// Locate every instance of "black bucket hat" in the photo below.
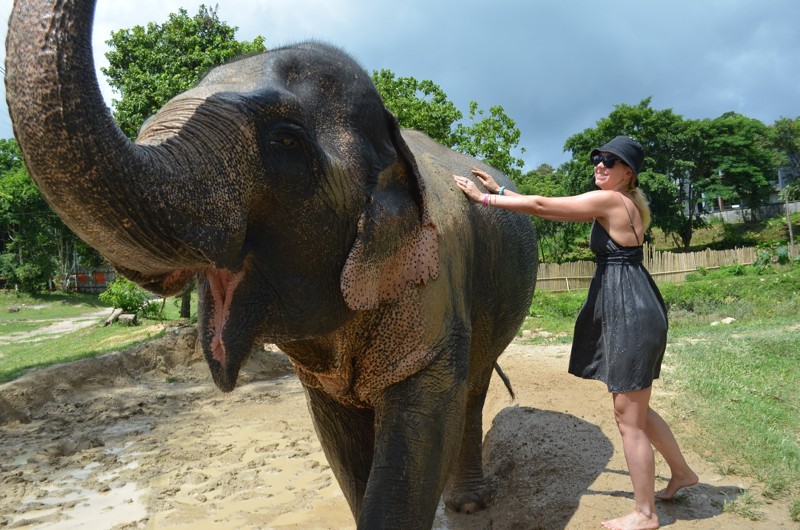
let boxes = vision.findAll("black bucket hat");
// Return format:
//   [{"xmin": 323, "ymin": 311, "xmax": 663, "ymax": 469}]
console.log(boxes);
[{"xmin": 591, "ymin": 136, "xmax": 644, "ymax": 178}]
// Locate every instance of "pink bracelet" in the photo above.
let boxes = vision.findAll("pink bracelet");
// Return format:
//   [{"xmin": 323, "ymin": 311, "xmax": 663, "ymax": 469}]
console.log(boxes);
[{"xmin": 481, "ymin": 194, "xmax": 489, "ymax": 207}]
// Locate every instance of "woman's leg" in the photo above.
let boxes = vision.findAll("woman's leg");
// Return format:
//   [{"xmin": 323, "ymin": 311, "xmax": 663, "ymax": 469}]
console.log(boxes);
[
  {"xmin": 602, "ymin": 388, "xmax": 660, "ymax": 530},
  {"xmin": 645, "ymin": 408, "xmax": 698, "ymax": 500}
]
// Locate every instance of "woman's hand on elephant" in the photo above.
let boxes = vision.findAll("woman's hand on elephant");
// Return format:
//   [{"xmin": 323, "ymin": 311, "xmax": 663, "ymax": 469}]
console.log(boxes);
[
  {"xmin": 453, "ymin": 174, "xmax": 483, "ymax": 203},
  {"xmin": 470, "ymin": 167, "xmax": 500, "ymax": 194}
]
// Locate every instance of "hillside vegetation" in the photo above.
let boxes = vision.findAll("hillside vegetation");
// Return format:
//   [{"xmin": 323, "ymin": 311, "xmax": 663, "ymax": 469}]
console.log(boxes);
[{"xmin": 650, "ymin": 211, "xmax": 800, "ymax": 252}]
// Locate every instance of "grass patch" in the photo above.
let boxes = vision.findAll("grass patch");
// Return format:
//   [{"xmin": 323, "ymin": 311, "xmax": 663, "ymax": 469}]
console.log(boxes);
[
  {"xmin": 0, "ymin": 289, "xmax": 196, "ymax": 383},
  {"xmin": 0, "ymin": 291, "xmax": 105, "ymax": 321},
  {"xmin": 665, "ymin": 328, "xmax": 799, "ymax": 501},
  {"xmin": 660, "ymin": 265, "xmax": 800, "ymax": 330},
  {"xmin": 0, "ymin": 320, "xmax": 49, "ymax": 335},
  {"xmin": 522, "ymin": 289, "xmax": 586, "ymax": 339},
  {"xmin": 0, "ymin": 322, "xmax": 166, "ymax": 382},
  {"xmin": 723, "ymin": 490, "xmax": 766, "ymax": 521}
]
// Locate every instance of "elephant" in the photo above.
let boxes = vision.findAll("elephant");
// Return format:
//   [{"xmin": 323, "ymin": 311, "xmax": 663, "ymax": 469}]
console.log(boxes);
[{"xmin": 5, "ymin": 0, "xmax": 537, "ymax": 527}]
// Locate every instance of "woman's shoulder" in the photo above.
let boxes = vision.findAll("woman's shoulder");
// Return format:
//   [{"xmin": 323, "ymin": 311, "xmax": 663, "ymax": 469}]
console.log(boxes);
[
  {"xmin": 574, "ymin": 190, "xmax": 624, "ymax": 213},
  {"xmin": 580, "ymin": 189, "xmax": 620, "ymax": 201},
  {"xmin": 572, "ymin": 189, "xmax": 615, "ymax": 203}
]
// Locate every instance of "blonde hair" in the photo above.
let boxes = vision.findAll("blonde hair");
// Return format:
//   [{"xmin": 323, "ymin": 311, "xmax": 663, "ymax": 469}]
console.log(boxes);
[
  {"xmin": 630, "ymin": 187, "xmax": 652, "ymax": 230},
  {"xmin": 623, "ymin": 166, "xmax": 651, "ymax": 230}
]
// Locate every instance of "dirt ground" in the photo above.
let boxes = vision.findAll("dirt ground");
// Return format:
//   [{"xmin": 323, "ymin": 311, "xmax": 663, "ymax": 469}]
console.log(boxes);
[{"xmin": 0, "ymin": 322, "xmax": 796, "ymax": 529}]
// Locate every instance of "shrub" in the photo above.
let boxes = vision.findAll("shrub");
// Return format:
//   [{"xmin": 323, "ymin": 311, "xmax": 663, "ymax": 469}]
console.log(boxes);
[
  {"xmin": 99, "ymin": 277, "xmax": 152, "ymax": 314},
  {"xmin": 755, "ymin": 243, "xmax": 791, "ymax": 272},
  {"xmin": 530, "ymin": 290, "xmax": 586, "ymax": 319},
  {"xmin": 140, "ymin": 299, "xmax": 165, "ymax": 320},
  {"xmin": 685, "ymin": 267, "xmax": 710, "ymax": 281},
  {"xmin": 721, "ymin": 263, "xmax": 747, "ymax": 276}
]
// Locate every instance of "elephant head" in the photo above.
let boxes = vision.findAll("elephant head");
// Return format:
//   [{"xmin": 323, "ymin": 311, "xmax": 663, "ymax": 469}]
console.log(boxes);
[{"xmin": 5, "ymin": 0, "xmax": 439, "ymax": 392}]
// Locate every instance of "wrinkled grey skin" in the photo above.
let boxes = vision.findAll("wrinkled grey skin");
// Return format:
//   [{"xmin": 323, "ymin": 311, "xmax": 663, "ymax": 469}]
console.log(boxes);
[{"xmin": 5, "ymin": 0, "xmax": 537, "ymax": 527}]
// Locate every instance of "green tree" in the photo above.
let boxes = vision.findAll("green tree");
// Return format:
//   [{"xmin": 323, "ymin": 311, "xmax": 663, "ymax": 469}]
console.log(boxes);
[
  {"xmin": 707, "ymin": 112, "xmax": 776, "ymax": 219},
  {"xmin": 452, "ymin": 102, "xmax": 526, "ymax": 180},
  {"xmin": 0, "ymin": 141, "xmax": 59, "ymax": 292},
  {"xmin": 372, "ymin": 71, "xmax": 525, "ymax": 179},
  {"xmin": 371, "ymin": 69, "xmax": 462, "ymax": 146},
  {"xmin": 102, "ymin": 4, "xmax": 266, "ymax": 138},
  {"xmin": 0, "ymin": 140, "xmax": 104, "ymax": 293},
  {"xmin": 772, "ymin": 116, "xmax": 800, "ymax": 184},
  {"xmin": 666, "ymin": 118, "xmax": 716, "ymax": 249},
  {"xmin": 517, "ymin": 163, "xmax": 589, "ymax": 263},
  {"xmin": 0, "ymin": 138, "xmax": 23, "ymax": 173},
  {"xmin": 564, "ymin": 99, "xmax": 706, "ymax": 249}
]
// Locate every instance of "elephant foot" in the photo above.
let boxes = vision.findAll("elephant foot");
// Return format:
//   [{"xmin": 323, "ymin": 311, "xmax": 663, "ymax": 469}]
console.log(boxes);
[{"xmin": 444, "ymin": 489, "xmax": 490, "ymax": 514}]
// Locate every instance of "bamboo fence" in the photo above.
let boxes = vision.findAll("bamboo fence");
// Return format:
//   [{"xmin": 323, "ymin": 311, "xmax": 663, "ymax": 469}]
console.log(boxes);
[{"xmin": 536, "ymin": 244, "xmax": 757, "ymax": 292}]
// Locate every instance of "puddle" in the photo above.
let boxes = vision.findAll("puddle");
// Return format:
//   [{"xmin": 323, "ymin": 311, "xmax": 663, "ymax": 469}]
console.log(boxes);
[
  {"xmin": 11, "ymin": 481, "xmax": 146, "ymax": 529},
  {"xmin": 4, "ymin": 425, "xmax": 150, "ymax": 529},
  {"xmin": 7, "ymin": 452, "xmax": 148, "ymax": 529}
]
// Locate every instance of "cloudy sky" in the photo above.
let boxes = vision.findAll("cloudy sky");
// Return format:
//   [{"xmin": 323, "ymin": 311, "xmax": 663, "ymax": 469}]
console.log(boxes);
[{"xmin": 1, "ymin": 0, "xmax": 798, "ymax": 170}]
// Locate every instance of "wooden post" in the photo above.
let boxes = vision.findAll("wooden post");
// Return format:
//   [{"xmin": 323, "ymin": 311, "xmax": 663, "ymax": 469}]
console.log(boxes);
[{"xmin": 786, "ymin": 191, "xmax": 795, "ymax": 257}]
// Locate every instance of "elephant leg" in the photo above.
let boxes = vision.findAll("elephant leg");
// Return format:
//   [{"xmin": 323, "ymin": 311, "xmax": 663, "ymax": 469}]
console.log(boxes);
[
  {"xmin": 443, "ymin": 367, "xmax": 493, "ymax": 513},
  {"xmin": 358, "ymin": 343, "xmax": 469, "ymax": 530},
  {"xmin": 304, "ymin": 386, "xmax": 375, "ymax": 519}
]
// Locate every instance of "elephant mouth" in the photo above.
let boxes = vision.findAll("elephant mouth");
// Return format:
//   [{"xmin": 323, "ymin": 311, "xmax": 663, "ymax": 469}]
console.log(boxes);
[
  {"xmin": 203, "ymin": 267, "xmax": 248, "ymax": 392},
  {"xmin": 115, "ymin": 265, "xmax": 249, "ymax": 393}
]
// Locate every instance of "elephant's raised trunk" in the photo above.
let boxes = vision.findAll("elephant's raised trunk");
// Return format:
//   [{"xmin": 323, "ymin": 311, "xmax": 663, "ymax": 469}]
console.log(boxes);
[{"xmin": 5, "ymin": 0, "xmax": 237, "ymax": 290}]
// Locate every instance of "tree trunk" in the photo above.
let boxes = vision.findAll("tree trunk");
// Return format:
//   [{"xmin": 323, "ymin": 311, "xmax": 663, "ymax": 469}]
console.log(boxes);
[
  {"xmin": 180, "ymin": 284, "xmax": 193, "ymax": 319},
  {"xmin": 104, "ymin": 308, "xmax": 124, "ymax": 326}
]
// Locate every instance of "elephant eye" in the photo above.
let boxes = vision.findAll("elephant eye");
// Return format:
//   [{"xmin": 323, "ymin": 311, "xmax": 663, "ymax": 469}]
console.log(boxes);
[
  {"xmin": 264, "ymin": 123, "xmax": 304, "ymax": 151},
  {"xmin": 270, "ymin": 136, "xmax": 297, "ymax": 149}
]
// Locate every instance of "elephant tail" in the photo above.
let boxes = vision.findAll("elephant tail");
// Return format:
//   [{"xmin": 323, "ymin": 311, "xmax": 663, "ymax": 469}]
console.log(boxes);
[{"xmin": 493, "ymin": 362, "xmax": 515, "ymax": 400}]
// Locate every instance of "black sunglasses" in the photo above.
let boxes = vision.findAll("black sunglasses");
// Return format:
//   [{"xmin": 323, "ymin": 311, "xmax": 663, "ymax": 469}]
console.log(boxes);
[{"xmin": 591, "ymin": 154, "xmax": 628, "ymax": 169}]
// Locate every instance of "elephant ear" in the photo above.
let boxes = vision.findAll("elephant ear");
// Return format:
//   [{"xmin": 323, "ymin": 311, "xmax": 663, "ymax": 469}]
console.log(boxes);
[{"xmin": 341, "ymin": 112, "xmax": 440, "ymax": 311}]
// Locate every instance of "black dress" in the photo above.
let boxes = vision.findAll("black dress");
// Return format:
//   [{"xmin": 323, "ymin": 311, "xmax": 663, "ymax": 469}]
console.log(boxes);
[{"xmin": 569, "ymin": 221, "xmax": 668, "ymax": 392}]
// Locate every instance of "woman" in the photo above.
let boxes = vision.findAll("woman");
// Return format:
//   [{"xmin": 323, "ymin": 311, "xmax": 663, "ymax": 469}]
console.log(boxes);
[{"xmin": 454, "ymin": 136, "xmax": 698, "ymax": 530}]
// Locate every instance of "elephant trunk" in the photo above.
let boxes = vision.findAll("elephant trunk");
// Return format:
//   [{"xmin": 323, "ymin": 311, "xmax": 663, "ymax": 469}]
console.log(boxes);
[{"xmin": 5, "ymin": 0, "xmax": 231, "ymax": 290}]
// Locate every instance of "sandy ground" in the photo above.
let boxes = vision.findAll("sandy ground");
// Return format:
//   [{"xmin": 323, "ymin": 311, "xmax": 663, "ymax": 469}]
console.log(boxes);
[{"xmin": 0, "ymin": 323, "xmax": 796, "ymax": 529}]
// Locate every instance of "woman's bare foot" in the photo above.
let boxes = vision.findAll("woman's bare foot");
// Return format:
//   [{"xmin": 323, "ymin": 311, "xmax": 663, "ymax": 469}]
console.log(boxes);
[
  {"xmin": 601, "ymin": 509, "xmax": 659, "ymax": 530},
  {"xmin": 655, "ymin": 470, "xmax": 699, "ymax": 501}
]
